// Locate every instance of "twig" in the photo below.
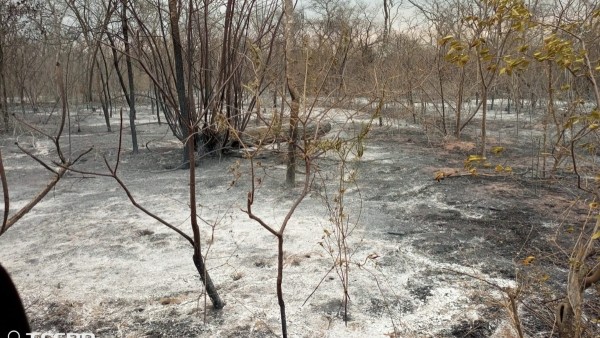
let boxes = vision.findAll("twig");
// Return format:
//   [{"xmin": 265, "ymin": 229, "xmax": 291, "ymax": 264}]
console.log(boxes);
[
  {"xmin": 15, "ymin": 143, "xmax": 58, "ymax": 174},
  {"xmin": 302, "ymin": 265, "xmax": 336, "ymax": 307},
  {"xmin": 0, "ymin": 166, "xmax": 68, "ymax": 236}
]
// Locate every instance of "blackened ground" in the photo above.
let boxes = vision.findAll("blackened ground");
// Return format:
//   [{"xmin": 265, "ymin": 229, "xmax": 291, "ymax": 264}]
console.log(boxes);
[{"xmin": 1, "ymin": 107, "xmax": 598, "ymax": 337}]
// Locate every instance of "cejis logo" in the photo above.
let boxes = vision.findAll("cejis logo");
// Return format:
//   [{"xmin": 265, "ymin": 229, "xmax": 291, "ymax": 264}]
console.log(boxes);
[{"xmin": 7, "ymin": 332, "xmax": 95, "ymax": 338}]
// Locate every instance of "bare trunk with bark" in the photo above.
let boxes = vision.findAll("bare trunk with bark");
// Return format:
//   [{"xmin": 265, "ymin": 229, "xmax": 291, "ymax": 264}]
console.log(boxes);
[
  {"xmin": 122, "ymin": 0, "xmax": 138, "ymax": 154},
  {"xmin": 0, "ymin": 42, "xmax": 8, "ymax": 130},
  {"xmin": 284, "ymin": 0, "xmax": 300, "ymax": 188},
  {"xmin": 169, "ymin": 0, "xmax": 190, "ymax": 167}
]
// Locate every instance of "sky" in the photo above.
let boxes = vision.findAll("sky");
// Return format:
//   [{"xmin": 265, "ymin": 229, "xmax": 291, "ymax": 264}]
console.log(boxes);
[{"xmin": 295, "ymin": 0, "xmax": 423, "ymax": 33}]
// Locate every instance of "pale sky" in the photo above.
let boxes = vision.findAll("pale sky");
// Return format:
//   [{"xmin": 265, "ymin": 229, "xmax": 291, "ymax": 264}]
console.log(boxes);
[{"xmin": 296, "ymin": 0, "xmax": 422, "ymax": 31}]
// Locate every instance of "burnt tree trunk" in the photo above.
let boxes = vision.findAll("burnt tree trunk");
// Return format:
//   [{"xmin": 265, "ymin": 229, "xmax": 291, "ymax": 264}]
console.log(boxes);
[
  {"xmin": 0, "ymin": 42, "xmax": 8, "ymax": 130},
  {"xmin": 169, "ymin": 0, "xmax": 190, "ymax": 167},
  {"xmin": 284, "ymin": 0, "xmax": 300, "ymax": 188},
  {"xmin": 122, "ymin": 0, "xmax": 138, "ymax": 153}
]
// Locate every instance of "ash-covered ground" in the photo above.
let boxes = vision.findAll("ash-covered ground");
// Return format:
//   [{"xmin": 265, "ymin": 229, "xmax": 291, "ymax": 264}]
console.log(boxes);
[{"xmin": 0, "ymin": 105, "xmax": 595, "ymax": 337}]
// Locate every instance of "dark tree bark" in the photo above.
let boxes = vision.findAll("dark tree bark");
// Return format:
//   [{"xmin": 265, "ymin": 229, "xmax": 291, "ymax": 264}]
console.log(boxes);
[
  {"xmin": 98, "ymin": 46, "xmax": 114, "ymax": 118},
  {"xmin": 107, "ymin": 33, "xmax": 137, "ymax": 148},
  {"xmin": 154, "ymin": 85, "xmax": 162, "ymax": 125},
  {"xmin": 0, "ymin": 42, "xmax": 8, "ymax": 130},
  {"xmin": 168, "ymin": 0, "xmax": 223, "ymax": 310},
  {"xmin": 188, "ymin": 135, "xmax": 224, "ymax": 309},
  {"xmin": 95, "ymin": 51, "xmax": 111, "ymax": 132},
  {"xmin": 122, "ymin": 0, "xmax": 138, "ymax": 153},
  {"xmin": 168, "ymin": 0, "xmax": 190, "ymax": 166},
  {"xmin": 284, "ymin": 0, "xmax": 300, "ymax": 188}
]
